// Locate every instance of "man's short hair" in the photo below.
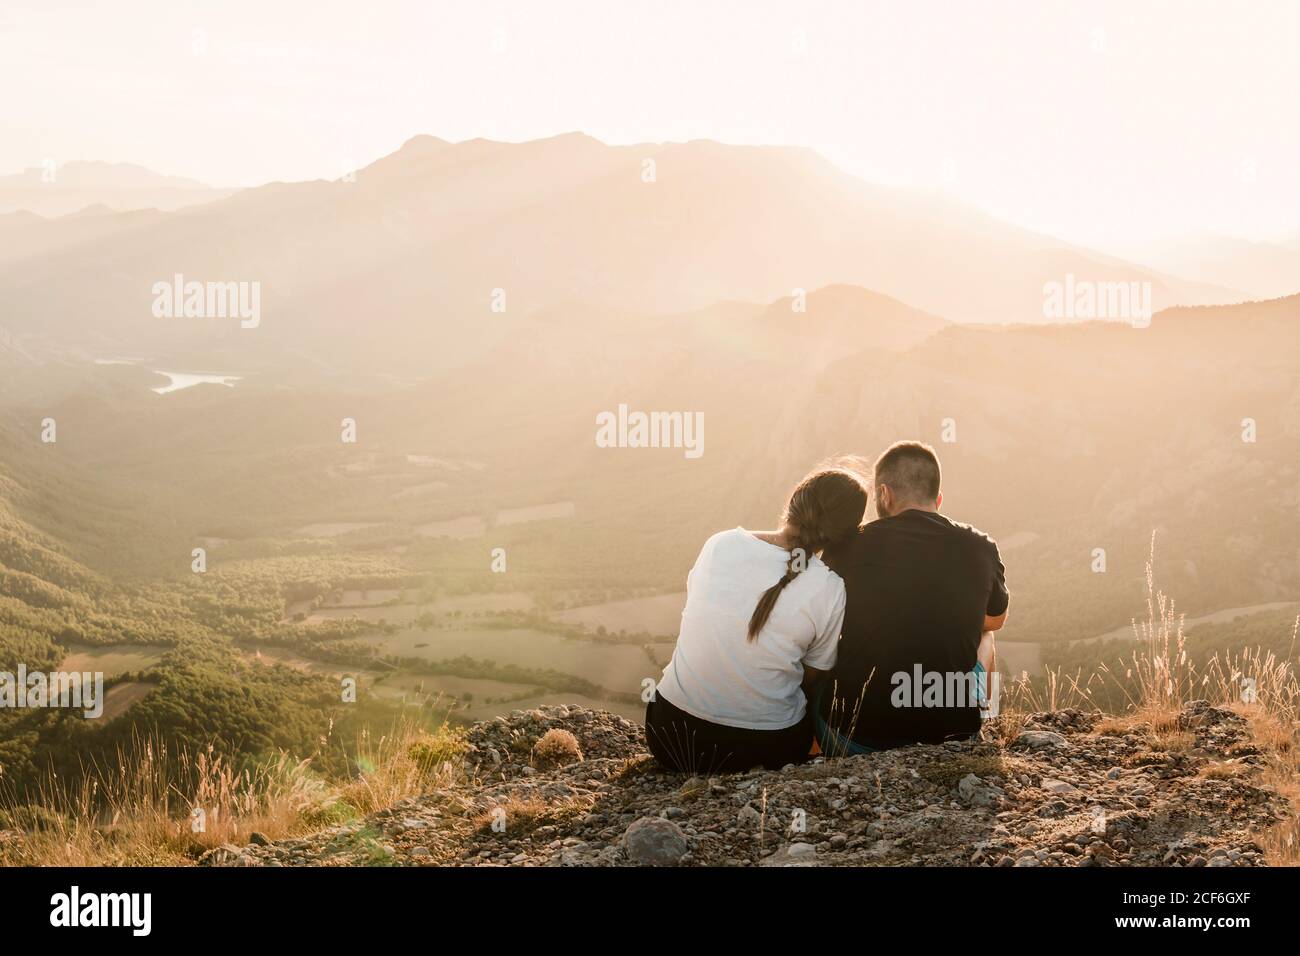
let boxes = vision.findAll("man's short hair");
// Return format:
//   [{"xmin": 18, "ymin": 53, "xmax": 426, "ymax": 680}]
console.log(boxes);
[{"xmin": 874, "ymin": 441, "xmax": 941, "ymax": 503}]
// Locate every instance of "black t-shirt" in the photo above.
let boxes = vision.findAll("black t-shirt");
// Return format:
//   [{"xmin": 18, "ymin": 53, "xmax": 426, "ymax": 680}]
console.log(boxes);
[{"xmin": 819, "ymin": 509, "xmax": 1009, "ymax": 747}]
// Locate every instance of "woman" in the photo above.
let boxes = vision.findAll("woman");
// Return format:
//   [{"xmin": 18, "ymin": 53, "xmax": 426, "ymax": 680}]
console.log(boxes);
[{"xmin": 645, "ymin": 467, "xmax": 868, "ymax": 773}]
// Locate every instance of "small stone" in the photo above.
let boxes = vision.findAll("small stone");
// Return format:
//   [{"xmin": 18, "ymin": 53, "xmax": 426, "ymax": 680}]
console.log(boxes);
[
  {"xmin": 957, "ymin": 773, "xmax": 996, "ymax": 806},
  {"xmin": 1015, "ymin": 730, "xmax": 1069, "ymax": 750},
  {"xmin": 1041, "ymin": 778, "xmax": 1079, "ymax": 795},
  {"xmin": 623, "ymin": 817, "xmax": 689, "ymax": 866}
]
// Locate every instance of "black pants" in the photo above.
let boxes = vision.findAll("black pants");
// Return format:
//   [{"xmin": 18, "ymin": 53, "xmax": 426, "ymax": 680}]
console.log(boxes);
[{"xmin": 644, "ymin": 692, "xmax": 813, "ymax": 774}]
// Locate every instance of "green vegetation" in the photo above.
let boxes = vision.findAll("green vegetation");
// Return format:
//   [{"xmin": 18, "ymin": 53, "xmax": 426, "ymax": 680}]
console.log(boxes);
[{"xmin": 2, "ymin": 293, "xmax": 1298, "ymax": 861}]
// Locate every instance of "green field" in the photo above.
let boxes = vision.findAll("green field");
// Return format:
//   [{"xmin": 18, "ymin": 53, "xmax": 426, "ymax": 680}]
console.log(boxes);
[
  {"xmin": 553, "ymin": 592, "xmax": 686, "ymax": 637},
  {"xmin": 60, "ymin": 644, "xmax": 170, "ymax": 677},
  {"xmin": 352, "ymin": 627, "xmax": 654, "ymax": 699}
]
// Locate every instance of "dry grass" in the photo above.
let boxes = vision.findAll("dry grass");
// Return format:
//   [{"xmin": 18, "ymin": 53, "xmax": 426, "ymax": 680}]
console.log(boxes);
[
  {"xmin": 0, "ymin": 739, "xmax": 326, "ymax": 866},
  {"xmin": 988, "ymin": 668, "xmax": 1093, "ymax": 745},
  {"xmin": 1145, "ymin": 730, "xmax": 1196, "ymax": 753},
  {"xmin": 0, "ymin": 718, "xmax": 466, "ymax": 866},
  {"xmin": 1092, "ymin": 714, "xmax": 1143, "ymax": 736},
  {"xmin": 1198, "ymin": 761, "xmax": 1250, "ymax": 780},
  {"xmin": 530, "ymin": 728, "xmax": 582, "ymax": 770},
  {"xmin": 4, "ymin": 531, "xmax": 1297, "ymax": 867},
  {"xmin": 333, "ymin": 719, "xmax": 466, "ymax": 817},
  {"xmin": 992, "ymin": 533, "xmax": 1300, "ymax": 865},
  {"xmin": 1262, "ymin": 769, "xmax": 1300, "ymax": 865},
  {"xmin": 472, "ymin": 793, "xmax": 595, "ymax": 836},
  {"xmin": 611, "ymin": 754, "xmax": 658, "ymax": 781}
]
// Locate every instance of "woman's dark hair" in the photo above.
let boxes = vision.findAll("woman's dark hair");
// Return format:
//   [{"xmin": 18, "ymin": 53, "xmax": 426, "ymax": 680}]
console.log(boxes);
[{"xmin": 746, "ymin": 467, "xmax": 868, "ymax": 641}]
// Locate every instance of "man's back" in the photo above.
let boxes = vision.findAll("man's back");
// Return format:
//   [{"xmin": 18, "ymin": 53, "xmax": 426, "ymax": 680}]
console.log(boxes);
[{"xmin": 819, "ymin": 509, "xmax": 1008, "ymax": 747}]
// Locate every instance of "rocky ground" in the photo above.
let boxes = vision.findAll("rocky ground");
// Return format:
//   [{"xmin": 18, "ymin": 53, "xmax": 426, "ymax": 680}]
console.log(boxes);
[{"xmin": 203, "ymin": 700, "xmax": 1289, "ymax": 867}]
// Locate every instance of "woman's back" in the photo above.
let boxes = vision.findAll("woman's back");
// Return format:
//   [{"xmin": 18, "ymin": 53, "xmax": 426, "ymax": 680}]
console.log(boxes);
[{"xmin": 656, "ymin": 528, "xmax": 845, "ymax": 730}]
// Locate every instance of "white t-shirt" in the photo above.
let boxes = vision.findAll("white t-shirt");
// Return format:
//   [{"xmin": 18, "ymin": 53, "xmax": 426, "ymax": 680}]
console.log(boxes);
[{"xmin": 656, "ymin": 528, "xmax": 846, "ymax": 730}]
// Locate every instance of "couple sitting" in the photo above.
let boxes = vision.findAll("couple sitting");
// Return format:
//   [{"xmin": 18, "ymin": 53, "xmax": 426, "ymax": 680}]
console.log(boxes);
[{"xmin": 645, "ymin": 441, "xmax": 1009, "ymax": 772}]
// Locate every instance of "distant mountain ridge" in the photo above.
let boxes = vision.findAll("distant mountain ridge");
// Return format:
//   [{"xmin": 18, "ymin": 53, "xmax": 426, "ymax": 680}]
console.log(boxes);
[
  {"xmin": 1101, "ymin": 234, "xmax": 1300, "ymax": 301},
  {"xmin": 0, "ymin": 133, "xmax": 1243, "ymax": 374},
  {"xmin": 0, "ymin": 160, "xmax": 235, "ymax": 218}
]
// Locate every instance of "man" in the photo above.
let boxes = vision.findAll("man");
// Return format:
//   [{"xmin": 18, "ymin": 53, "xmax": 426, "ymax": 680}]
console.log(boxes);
[{"xmin": 816, "ymin": 441, "xmax": 1009, "ymax": 752}]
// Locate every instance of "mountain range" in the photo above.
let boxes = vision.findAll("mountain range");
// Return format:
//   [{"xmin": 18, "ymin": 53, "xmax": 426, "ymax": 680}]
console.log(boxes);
[
  {"xmin": 0, "ymin": 134, "xmax": 1265, "ymax": 377},
  {"xmin": 0, "ymin": 160, "xmax": 234, "ymax": 218},
  {"xmin": 0, "ymin": 134, "xmax": 1297, "ymax": 646}
]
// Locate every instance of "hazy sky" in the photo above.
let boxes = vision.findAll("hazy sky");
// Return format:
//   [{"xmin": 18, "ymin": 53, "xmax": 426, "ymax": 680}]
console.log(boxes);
[{"xmin": 3, "ymin": 0, "xmax": 1297, "ymax": 243}]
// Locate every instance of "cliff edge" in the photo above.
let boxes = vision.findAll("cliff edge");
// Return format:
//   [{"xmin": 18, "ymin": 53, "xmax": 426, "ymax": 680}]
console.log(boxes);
[{"xmin": 203, "ymin": 700, "xmax": 1287, "ymax": 867}]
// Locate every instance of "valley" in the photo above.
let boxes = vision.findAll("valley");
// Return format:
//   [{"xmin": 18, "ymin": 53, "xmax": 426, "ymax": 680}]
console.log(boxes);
[{"xmin": 0, "ymin": 135, "xmax": 1296, "ymax": 814}]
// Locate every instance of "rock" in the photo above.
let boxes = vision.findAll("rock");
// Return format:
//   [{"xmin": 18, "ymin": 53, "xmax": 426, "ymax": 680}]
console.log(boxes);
[
  {"xmin": 198, "ymin": 844, "xmax": 251, "ymax": 866},
  {"xmin": 191, "ymin": 700, "xmax": 1288, "ymax": 870},
  {"xmin": 761, "ymin": 841, "xmax": 820, "ymax": 867},
  {"xmin": 957, "ymin": 773, "xmax": 995, "ymax": 806},
  {"xmin": 623, "ymin": 817, "xmax": 689, "ymax": 866},
  {"xmin": 248, "ymin": 831, "xmax": 271, "ymax": 846},
  {"xmin": 1015, "ymin": 730, "xmax": 1069, "ymax": 750},
  {"xmin": 1041, "ymin": 778, "xmax": 1079, "ymax": 795}
]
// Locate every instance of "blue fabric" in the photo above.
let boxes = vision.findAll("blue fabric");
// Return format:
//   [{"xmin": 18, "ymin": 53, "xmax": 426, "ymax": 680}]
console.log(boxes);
[{"xmin": 972, "ymin": 660, "xmax": 988, "ymax": 708}]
